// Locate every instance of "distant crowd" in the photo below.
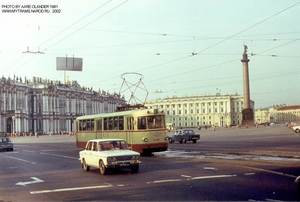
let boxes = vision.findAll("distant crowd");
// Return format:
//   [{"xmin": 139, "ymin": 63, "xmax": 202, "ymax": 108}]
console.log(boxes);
[{"xmin": 6, "ymin": 131, "xmax": 76, "ymax": 137}]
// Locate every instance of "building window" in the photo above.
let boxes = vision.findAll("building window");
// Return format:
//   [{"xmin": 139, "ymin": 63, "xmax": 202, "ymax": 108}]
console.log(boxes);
[
  {"xmin": 178, "ymin": 104, "xmax": 181, "ymax": 108},
  {"xmin": 220, "ymin": 102, "xmax": 223, "ymax": 105},
  {"xmin": 184, "ymin": 104, "xmax": 187, "ymax": 107},
  {"xmin": 173, "ymin": 110, "xmax": 175, "ymax": 115},
  {"xmin": 172, "ymin": 104, "xmax": 175, "ymax": 108},
  {"xmin": 191, "ymin": 109, "xmax": 193, "ymax": 114},
  {"xmin": 209, "ymin": 116, "xmax": 211, "ymax": 119},
  {"xmin": 221, "ymin": 108, "xmax": 224, "ymax": 113},
  {"xmin": 196, "ymin": 103, "xmax": 199, "ymax": 107},
  {"xmin": 214, "ymin": 108, "xmax": 218, "ymax": 113},
  {"xmin": 202, "ymin": 109, "xmax": 205, "ymax": 113},
  {"xmin": 178, "ymin": 110, "xmax": 181, "ymax": 114},
  {"xmin": 214, "ymin": 102, "xmax": 217, "ymax": 106},
  {"xmin": 166, "ymin": 105, "xmax": 169, "ymax": 108},
  {"xmin": 208, "ymin": 102, "xmax": 211, "ymax": 106},
  {"xmin": 160, "ymin": 105, "xmax": 164, "ymax": 108},
  {"xmin": 208, "ymin": 109, "xmax": 211, "ymax": 113},
  {"xmin": 189, "ymin": 103, "xmax": 193, "ymax": 107},
  {"xmin": 185, "ymin": 110, "xmax": 187, "ymax": 114}
]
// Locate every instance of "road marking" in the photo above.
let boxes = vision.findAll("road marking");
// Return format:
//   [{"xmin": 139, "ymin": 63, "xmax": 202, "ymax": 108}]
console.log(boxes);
[
  {"xmin": 244, "ymin": 172, "xmax": 256, "ymax": 176},
  {"xmin": 40, "ymin": 152, "xmax": 78, "ymax": 160},
  {"xmin": 23, "ymin": 150, "xmax": 35, "ymax": 153},
  {"xmin": 147, "ymin": 179, "xmax": 182, "ymax": 184},
  {"xmin": 117, "ymin": 184, "xmax": 125, "ymax": 187},
  {"xmin": 16, "ymin": 177, "xmax": 44, "ymax": 186},
  {"xmin": 203, "ymin": 167, "xmax": 217, "ymax": 170},
  {"xmin": 266, "ymin": 199, "xmax": 283, "ymax": 202},
  {"xmin": 191, "ymin": 174, "xmax": 237, "ymax": 180},
  {"xmin": 30, "ymin": 184, "xmax": 113, "ymax": 194},
  {"xmin": 3, "ymin": 156, "xmax": 36, "ymax": 165},
  {"xmin": 181, "ymin": 175, "xmax": 191, "ymax": 178},
  {"xmin": 241, "ymin": 166, "xmax": 297, "ymax": 178}
]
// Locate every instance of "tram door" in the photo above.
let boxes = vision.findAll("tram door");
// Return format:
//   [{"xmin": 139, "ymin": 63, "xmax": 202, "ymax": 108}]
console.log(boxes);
[
  {"xmin": 6, "ymin": 117, "xmax": 12, "ymax": 133},
  {"xmin": 126, "ymin": 117, "xmax": 134, "ymax": 149}
]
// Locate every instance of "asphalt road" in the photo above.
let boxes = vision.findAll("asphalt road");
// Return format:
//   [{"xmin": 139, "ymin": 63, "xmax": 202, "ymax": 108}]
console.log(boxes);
[{"xmin": 0, "ymin": 126, "xmax": 299, "ymax": 201}]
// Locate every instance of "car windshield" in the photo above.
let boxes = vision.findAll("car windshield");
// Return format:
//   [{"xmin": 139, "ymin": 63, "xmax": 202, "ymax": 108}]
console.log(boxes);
[{"xmin": 99, "ymin": 141, "xmax": 128, "ymax": 151}]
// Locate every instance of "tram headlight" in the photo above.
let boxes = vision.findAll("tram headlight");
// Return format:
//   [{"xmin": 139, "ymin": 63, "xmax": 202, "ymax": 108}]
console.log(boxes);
[{"xmin": 143, "ymin": 137, "xmax": 149, "ymax": 142}]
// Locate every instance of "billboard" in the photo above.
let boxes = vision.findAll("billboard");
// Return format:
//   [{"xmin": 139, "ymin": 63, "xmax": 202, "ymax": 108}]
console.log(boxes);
[{"xmin": 56, "ymin": 57, "xmax": 83, "ymax": 71}]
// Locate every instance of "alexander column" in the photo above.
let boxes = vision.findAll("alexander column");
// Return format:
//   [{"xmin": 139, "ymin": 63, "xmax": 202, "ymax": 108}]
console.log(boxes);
[{"xmin": 241, "ymin": 45, "xmax": 254, "ymax": 126}]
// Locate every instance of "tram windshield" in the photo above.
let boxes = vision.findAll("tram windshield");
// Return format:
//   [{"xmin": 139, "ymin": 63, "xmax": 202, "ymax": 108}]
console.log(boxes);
[{"xmin": 138, "ymin": 115, "xmax": 165, "ymax": 129}]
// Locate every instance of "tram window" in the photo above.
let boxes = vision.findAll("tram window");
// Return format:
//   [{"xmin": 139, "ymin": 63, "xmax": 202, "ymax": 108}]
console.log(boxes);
[
  {"xmin": 86, "ymin": 119, "xmax": 94, "ymax": 131},
  {"xmin": 126, "ymin": 117, "xmax": 134, "ymax": 130},
  {"xmin": 138, "ymin": 117, "xmax": 147, "ymax": 129},
  {"xmin": 113, "ymin": 117, "xmax": 119, "ymax": 130},
  {"xmin": 108, "ymin": 117, "xmax": 113, "ymax": 130},
  {"xmin": 90, "ymin": 120, "xmax": 94, "ymax": 131},
  {"xmin": 104, "ymin": 118, "xmax": 108, "ymax": 130},
  {"xmin": 80, "ymin": 120, "xmax": 87, "ymax": 131},
  {"xmin": 96, "ymin": 119, "xmax": 102, "ymax": 131},
  {"xmin": 119, "ymin": 116, "xmax": 124, "ymax": 130},
  {"xmin": 147, "ymin": 115, "xmax": 165, "ymax": 129}
]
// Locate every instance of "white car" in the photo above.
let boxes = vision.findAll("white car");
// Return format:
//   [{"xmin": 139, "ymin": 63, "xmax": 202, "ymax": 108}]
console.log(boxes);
[
  {"xmin": 292, "ymin": 125, "xmax": 300, "ymax": 133},
  {"xmin": 79, "ymin": 139, "xmax": 141, "ymax": 175}
]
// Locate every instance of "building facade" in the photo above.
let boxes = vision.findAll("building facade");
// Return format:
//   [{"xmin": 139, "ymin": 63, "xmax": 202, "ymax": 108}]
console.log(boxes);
[
  {"xmin": 0, "ymin": 76, "xmax": 125, "ymax": 135},
  {"xmin": 255, "ymin": 105, "xmax": 300, "ymax": 124},
  {"xmin": 145, "ymin": 94, "xmax": 254, "ymax": 129}
]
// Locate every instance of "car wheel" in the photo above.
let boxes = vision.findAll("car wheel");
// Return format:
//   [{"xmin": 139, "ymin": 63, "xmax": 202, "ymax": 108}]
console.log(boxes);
[
  {"xmin": 192, "ymin": 139, "xmax": 197, "ymax": 144},
  {"xmin": 131, "ymin": 164, "xmax": 139, "ymax": 173},
  {"xmin": 82, "ymin": 159, "xmax": 89, "ymax": 171},
  {"xmin": 99, "ymin": 160, "xmax": 107, "ymax": 175},
  {"xmin": 295, "ymin": 129, "xmax": 300, "ymax": 133}
]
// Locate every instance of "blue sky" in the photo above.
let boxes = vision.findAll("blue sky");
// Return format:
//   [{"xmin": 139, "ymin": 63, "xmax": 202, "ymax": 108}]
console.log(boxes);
[{"xmin": 0, "ymin": 0, "xmax": 299, "ymax": 108}]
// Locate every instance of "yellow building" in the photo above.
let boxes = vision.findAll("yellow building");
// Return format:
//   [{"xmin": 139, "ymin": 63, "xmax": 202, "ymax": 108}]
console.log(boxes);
[
  {"xmin": 145, "ymin": 94, "xmax": 254, "ymax": 128},
  {"xmin": 255, "ymin": 105, "xmax": 300, "ymax": 124}
]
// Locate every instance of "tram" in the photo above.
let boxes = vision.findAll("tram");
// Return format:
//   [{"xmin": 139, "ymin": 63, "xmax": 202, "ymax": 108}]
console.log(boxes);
[{"xmin": 75, "ymin": 108, "xmax": 168, "ymax": 154}]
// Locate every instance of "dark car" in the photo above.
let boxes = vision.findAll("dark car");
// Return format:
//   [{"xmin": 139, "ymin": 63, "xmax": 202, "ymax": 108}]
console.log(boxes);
[
  {"xmin": 0, "ymin": 137, "xmax": 14, "ymax": 152},
  {"xmin": 167, "ymin": 129, "xmax": 200, "ymax": 144}
]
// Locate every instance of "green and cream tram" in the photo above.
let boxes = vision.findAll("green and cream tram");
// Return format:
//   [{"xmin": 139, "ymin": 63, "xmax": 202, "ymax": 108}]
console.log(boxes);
[{"xmin": 75, "ymin": 108, "xmax": 168, "ymax": 154}]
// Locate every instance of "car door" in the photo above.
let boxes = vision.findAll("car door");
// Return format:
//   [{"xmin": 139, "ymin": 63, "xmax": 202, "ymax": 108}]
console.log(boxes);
[
  {"xmin": 83, "ymin": 141, "xmax": 91, "ymax": 165},
  {"xmin": 90, "ymin": 141, "xmax": 99, "ymax": 167}
]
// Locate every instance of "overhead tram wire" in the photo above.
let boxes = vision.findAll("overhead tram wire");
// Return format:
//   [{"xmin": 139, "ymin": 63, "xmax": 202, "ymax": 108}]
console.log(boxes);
[
  {"xmin": 139, "ymin": 2, "xmax": 300, "ymax": 86},
  {"xmin": 43, "ymin": 0, "xmax": 128, "ymax": 51},
  {"xmin": 153, "ymin": 70, "xmax": 300, "ymax": 94},
  {"xmin": 47, "ymin": 2, "xmax": 299, "ymax": 87},
  {"xmin": 194, "ymin": 1, "xmax": 300, "ymax": 56},
  {"xmin": 253, "ymin": 38, "xmax": 300, "ymax": 55},
  {"xmin": 4, "ymin": 0, "xmax": 114, "ymax": 75},
  {"xmin": 6, "ymin": 0, "xmax": 127, "ymax": 81},
  {"xmin": 38, "ymin": 0, "xmax": 113, "ymax": 48},
  {"xmin": 71, "ymin": 1, "xmax": 300, "ymax": 91}
]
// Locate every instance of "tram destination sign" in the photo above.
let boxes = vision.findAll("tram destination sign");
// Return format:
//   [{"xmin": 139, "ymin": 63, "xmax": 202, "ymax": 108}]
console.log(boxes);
[{"xmin": 56, "ymin": 57, "xmax": 83, "ymax": 71}]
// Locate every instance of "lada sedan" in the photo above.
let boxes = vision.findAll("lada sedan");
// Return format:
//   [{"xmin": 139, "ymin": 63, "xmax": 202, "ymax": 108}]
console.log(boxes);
[
  {"xmin": 0, "ymin": 137, "xmax": 13, "ymax": 152},
  {"xmin": 79, "ymin": 139, "xmax": 141, "ymax": 175}
]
